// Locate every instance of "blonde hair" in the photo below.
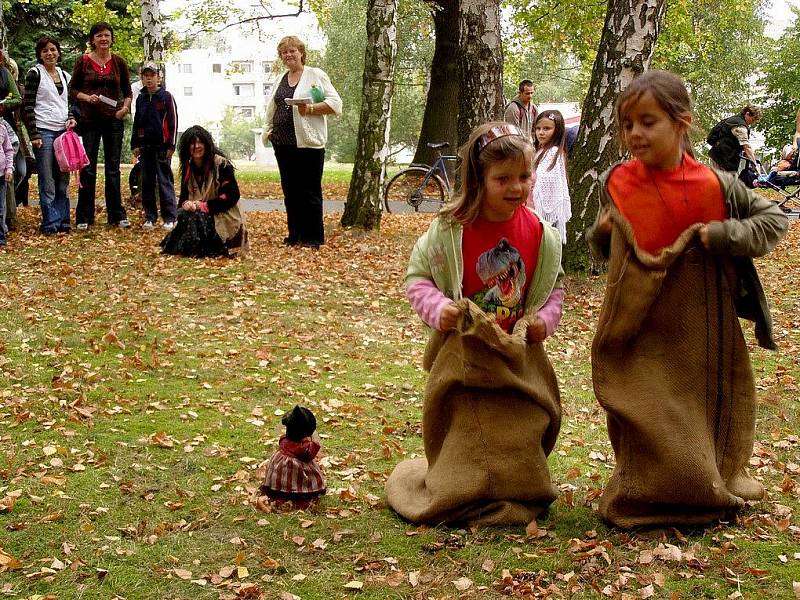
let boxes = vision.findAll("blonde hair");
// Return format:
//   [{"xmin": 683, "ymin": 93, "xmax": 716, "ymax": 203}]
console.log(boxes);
[
  {"xmin": 439, "ymin": 121, "xmax": 533, "ymax": 225},
  {"xmin": 277, "ymin": 36, "xmax": 306, "ymax": 65},
  {"xmin": 614, "ymin": 70, "xmax": 695, "ymax": 158}
]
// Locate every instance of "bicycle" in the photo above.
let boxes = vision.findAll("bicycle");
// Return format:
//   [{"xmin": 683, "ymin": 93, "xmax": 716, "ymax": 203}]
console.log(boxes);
[{"xmin": 383, "ymin": 142, "xmax": 458, "ymax": 213}]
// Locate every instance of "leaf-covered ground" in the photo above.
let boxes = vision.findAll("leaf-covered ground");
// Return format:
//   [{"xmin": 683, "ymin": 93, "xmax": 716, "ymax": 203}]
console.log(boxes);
[{"xmin": 0, "ymin": 206, "xmax": 798, "ymax": 600}]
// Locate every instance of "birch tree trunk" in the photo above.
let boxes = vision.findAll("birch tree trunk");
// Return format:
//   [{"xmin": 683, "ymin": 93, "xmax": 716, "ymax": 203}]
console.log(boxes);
[
  {"xmin": 0, "ymin": 2, "xmax": 6, "ymax": 51},
  {"xmin": 141, "ymin": 0, "xmax": 166, "ymax": 73},
  {"xmin": 412, "ymin": 0, "xmax": 459, "ymax": 166},
  {"xmin": 340, "ymin": 0, "xmax": 398, "ymax": 230},
  {"xmin": 457, "ymin": 0, "xmax": 504, "ymax": 146},
  {"xmin": 563, "ymin": 0, "xmax": 666, "ymax": 271}
]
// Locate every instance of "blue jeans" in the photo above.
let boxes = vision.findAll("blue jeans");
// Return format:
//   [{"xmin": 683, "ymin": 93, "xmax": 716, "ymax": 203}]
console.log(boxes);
[
  {"xmin": 77, "ymin": 118, "xmax": 126, "ymax": 225},
  {"xmin": 34, "ymin": 129, "xmax": 71, "ymax": 233},
  {"xmin": 139, "ymin": 147, "xmax": 177, "ymax": 223},
  {"xmin": 0, "ymin": 181, "xmax": 7, "ymax": 243}
]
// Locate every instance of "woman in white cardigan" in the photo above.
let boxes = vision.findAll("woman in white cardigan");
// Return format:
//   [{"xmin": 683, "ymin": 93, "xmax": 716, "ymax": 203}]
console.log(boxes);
[{"xmin": 263, "ymin": 36, "xmax": 342, "ymax": 249}]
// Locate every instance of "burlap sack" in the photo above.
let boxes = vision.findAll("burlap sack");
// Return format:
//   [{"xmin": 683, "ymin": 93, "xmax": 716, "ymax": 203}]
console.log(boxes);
[
  {"xmin": 385, "ymin": 300, "xmax": 562, "ymax": 527},
  {"xmin": 592, "ymin": 210, "xmax": 764, "ymax": 528}
]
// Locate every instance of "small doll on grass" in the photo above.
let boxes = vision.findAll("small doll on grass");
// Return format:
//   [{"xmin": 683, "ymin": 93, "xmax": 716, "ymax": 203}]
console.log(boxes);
[{"xmin": 257, "ymin": 405, "xmax": 326, "ymax": 510}]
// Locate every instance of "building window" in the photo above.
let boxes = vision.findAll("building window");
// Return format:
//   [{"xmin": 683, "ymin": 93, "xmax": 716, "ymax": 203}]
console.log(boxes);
[
  {"xmin": 235, "ymin": 106, "xmax": 255, "ymax": 118},
  {"xmin": 262, "ymin": 61, "xmax": 273, "ymax": 73},
  {"xmin": 212, "ymin": 63, "xmax": 222, "ymax": 73},
  {"xmin": 233, "ymin": 83, "xmax": 255, "ymax": 97},
  {"xmin": 184, "ymin": 87, "xmax": 193, "ymax": 96},
  {"xmin": 178, "ymin": 63, "xmax": 192, "ymax": 74},
  {"xmin": 230, "ymin": 61, "xmax": 253, "ymax": 74},
  {"xmin": 263, "ymin": 83, "xmax": 273, "ymax": 97}
]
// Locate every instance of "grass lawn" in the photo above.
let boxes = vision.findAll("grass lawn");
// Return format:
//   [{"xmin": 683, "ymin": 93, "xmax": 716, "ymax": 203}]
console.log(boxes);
[{"xmin": 0, "ymin": 207, "xmax": 798, "ymax": 600}]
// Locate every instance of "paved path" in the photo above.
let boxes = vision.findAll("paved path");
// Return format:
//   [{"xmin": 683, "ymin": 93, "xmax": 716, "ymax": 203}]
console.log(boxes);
[
  {"xmin": 43, "ymin": 198, "xmax": 431, "ymax": 215},
  {"xmin": 33, "ymin": 198, "xmax": 800, "ymax": 220},
  {"xmin": 240, "ymin": 198, "xmax": 430, "ymax": 215}
]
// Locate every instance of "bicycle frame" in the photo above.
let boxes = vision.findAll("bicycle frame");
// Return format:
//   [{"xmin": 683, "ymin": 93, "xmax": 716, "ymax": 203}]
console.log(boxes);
[{"xmin": 429, "ymin": 152, "xmax": 458, "ymax": 195}]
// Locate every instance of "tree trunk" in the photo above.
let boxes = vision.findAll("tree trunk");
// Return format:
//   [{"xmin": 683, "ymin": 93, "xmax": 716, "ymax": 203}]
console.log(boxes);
[
  {"xmin": 563, "ymin": 0, "xmax": 666, "ymax": 271},
  {"xmin": 457, "ymin": 0, "xmax": 504, "ymax": 147},
  {"xmin": 141, "ymin": 0, "xmax": 166, "ymax": 77},
  {"xmin": 0, "ymin": 2, "xmax": 6, "ymax": 51},
  {"xmin": 412, "ymin": 0, "xmax": 459, "ymax": 166},
  {"xmin": 340, "ymin": 0, "xmax": 398, "ymax": 230}
]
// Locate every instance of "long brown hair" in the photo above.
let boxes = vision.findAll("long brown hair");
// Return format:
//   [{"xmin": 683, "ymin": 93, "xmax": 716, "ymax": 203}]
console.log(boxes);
[
  {"xmin": 439, "ymin": 121, "xmax": 533, "ymax": 225},
  {"xmin": 532, "ymin": 110, "xmax": 567, "ymax": 171},
  {"xmin": 614, "ymin": 70, "xmax": 695, "ymax": 158}
]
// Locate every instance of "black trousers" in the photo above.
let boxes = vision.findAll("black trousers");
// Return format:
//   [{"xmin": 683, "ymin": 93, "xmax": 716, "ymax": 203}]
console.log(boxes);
[
  {"xmin": 273, "ymin": 144, "xmax": 325, "ymax": 245},
  {"xmin": 139, "ymin": 147, "xmax": 177, "ymax": 223},
  {"xmin": 77, "ymin": 118, "xmax": 127, "ymax": 225}
]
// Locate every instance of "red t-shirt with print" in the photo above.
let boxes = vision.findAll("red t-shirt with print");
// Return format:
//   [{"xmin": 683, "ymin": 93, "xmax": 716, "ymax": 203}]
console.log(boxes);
[{"xmin": 462, "ymin": 207, "xmax": 542, "ymax": 332}]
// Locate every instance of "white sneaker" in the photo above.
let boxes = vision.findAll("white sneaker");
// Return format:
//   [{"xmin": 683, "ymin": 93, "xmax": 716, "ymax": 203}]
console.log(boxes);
[
  {"xmin": 143, "ymin": 221, "xmax": 155, "ymax": 230},
  {"xmin": 76, "ymin": 223, "xmax": 89, "ymax": 231},
  {"xmin": 162, "ymin": 221, "xmax": 176, "ymax": 231},
  {"xmin": 117, "ymin": 219, "xmax": 131, "ymax": 229}
]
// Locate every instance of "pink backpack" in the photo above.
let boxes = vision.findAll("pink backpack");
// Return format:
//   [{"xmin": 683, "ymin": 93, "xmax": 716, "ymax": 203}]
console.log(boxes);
[{"xmin": 53, "ymin": 129, "xmax": 90, "ymax": 175}]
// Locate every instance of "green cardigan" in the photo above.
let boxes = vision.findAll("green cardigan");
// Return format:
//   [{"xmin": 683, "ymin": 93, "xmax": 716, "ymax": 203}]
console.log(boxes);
[{"xmin": 406, "ymin": 208, "xmax": 565, "ymax": 318}]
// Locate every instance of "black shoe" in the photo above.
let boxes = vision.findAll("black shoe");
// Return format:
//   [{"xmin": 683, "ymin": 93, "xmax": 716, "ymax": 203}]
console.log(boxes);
[{"xmin": 283, "ymin": 236, "xmax": 299, "ymax": 246}]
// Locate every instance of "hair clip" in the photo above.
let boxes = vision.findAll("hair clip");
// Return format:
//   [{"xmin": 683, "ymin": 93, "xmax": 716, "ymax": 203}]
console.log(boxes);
[
  {"xmin": 477, "ymin": 124, "xmax": 525, "ymax": 154},
  {"xmin": 547, "ymin": 113, "xmax": 556, "ymax": 120}
]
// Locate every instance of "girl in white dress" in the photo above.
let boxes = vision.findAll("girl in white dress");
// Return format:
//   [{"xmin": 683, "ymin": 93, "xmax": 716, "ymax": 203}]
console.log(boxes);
[{"xmin": 531, "ymin": 110, "xmax": 571, "ymax": 244}]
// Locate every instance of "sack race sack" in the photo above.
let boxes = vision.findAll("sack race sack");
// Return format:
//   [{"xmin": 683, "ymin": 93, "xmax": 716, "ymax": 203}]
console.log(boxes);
[
  {"xmin": 53, "ymin": 129, "xmax": 89, "ymax": 174},
  {"xmin": 385, "ymin": 300, "xmax": 562, "ymax": 527},
  {"xmin": 592, "ymin": 209, "xmax": 764, "ymax": 529}
]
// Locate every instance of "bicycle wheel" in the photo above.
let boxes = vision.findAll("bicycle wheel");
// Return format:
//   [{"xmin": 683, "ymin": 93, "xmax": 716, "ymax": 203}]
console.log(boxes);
[{"xmin": 384, "ymin": 166, "xmax": 446, "ymax": 213}]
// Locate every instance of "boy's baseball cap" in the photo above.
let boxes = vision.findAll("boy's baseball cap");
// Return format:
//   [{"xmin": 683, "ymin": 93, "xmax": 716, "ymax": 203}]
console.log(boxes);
[{"xmin": 140, "ymin": 61, "xmax": 160, "ymax": 74}]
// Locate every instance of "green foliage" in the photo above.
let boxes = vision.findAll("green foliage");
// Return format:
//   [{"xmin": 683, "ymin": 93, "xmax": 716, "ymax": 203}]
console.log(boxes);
[
  {"xmin": 215, "ymin": 106, "xmax": 265, "ymax": 160},
  {"xmin": 651, "ymin": 0, "xmax": 767, "ymax": 131},
  {"xmin": 757, "ymin": 8, "xmax": 800, "ymax": 157},
  {"xmin": 504, "ymin": 0, "xmax": 603, "ymax": 103},
  {"xmin": 5, "ymin": 0, "xmax": 144, "ymax": 74},
  {"xmin": 70, "ymin": 0, "xmax": 143, "ymax": 65},
  {"xmin": 319, "ymin": 0, "xmax": 433, "ymax": 161},
  {"xmin": 504, "ymin": 0, "xmax": 769, "ymax": 125}
]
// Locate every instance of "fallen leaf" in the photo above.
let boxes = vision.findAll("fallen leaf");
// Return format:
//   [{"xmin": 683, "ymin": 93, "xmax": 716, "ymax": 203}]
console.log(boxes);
[
  {"xmin": 452, "ymin": 576, "xmax": 473, "ymax": 591},
  {"xmin": 344, "ymin": 580, "xmax": 364, "ymax": 590}
]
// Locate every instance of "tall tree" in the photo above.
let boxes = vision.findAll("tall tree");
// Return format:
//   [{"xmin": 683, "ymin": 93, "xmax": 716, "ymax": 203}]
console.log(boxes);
[
  {"xmin": 319, "ymin": 0, "xmax": 432, "ymax": 162},
  {"xmin": 0, "ymin": 2, "xmax": 7, "ymax": 50},
  {"xmin": 140, "ymin": 0, "xmax": 166, "ymax": 68},
  {"xmin": 457, "ymin": 0, "xmax": 504, "ymax": 146},
  {"xmin": 341, "ymin": 0, "xmax": 399, "ymax": 229},
  {"xmin": 563, "ymin": 0, "xmax": 666, "ymax": 271},
  {"xmin": 411, "ymin": 0, "xmax": 459, "ymax": 165},
  {"xmin": 758, "ymin": 7, "xmax": 800, "ymax": 155}
]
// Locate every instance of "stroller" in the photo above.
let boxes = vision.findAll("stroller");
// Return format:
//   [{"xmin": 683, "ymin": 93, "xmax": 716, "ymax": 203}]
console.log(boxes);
[{"xmin": 739, "ymin": 150, "xmax": 800, "ymax": 214}]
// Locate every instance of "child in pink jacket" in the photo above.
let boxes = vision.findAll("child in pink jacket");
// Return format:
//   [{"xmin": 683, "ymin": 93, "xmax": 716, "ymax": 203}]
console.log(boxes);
[{"xmin": 0, "ymin": 118, "xmax": 15, "ymax": 246}]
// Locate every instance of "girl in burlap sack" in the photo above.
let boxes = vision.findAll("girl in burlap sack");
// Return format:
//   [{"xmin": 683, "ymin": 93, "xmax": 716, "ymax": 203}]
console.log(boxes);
[
  {"xmin": 385, "ymin": 122, "xmax": 565, "ymax": 527},
  {"xmin": 587, "ymin": 71, "xmax": 788, "ymax": 528},
  {"xmin": 259, "ymin": 405, "xmax": 326, "ymax": 509}
]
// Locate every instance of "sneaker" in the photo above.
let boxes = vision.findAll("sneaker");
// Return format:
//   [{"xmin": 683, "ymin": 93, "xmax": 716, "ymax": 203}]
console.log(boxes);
[
  {"xmin": 143, "ymin": 221, "xmax": 155, "ymax": 230},
  {"xmin": 76, "ymin": 223, "xmax": 89, "ymax": 231},
  {"xmin": 117, "ymin": 219, "xmax": 131, "ymax": 229},
  {"xmin": 162, "ymin": 221, "xmax": 176, "ymax": 231}
]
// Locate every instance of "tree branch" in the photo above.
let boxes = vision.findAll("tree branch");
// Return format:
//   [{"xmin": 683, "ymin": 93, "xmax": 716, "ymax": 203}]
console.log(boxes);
[{"xmin": 203, "ymin": 0, "xmax": 306, "ymax": 33}]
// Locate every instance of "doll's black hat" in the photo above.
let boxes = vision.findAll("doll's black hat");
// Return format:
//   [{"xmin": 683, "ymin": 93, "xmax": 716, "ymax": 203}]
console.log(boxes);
[{"xmin": 282, "ymin": 405, "xmax": 316, "ymax": 441}]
